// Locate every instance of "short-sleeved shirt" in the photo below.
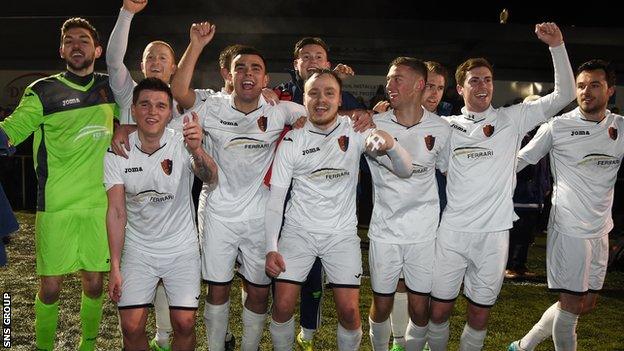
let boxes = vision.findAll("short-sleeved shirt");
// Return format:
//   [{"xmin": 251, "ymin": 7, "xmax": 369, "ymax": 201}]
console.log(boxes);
[
  {"xmin": 104, "ymin": 129, "xmax": 198, "ymax": 255},
  {"xmin": 191, "ymin": 94, "xmax": 306, "ymax": 221}
]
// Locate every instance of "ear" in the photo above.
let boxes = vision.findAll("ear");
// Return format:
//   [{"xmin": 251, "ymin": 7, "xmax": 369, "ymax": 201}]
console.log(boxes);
[
  {"xmin": 456, "ymin": 84, "xmax": 464, "ymax": 96},
  {"xmin": 607, "ymin": 86, "xmax": 616, "ymax": 98},
  {"xmin": 59, "ymin": 46, "xmax": 64, "ymax": 59},
  {"xmin": 263, "ymin": 74, "xmax": 270, "ymax": 88},
  {"xmin": 94, "ymin": 45, "xmax": 102, "ymax": 59},
  {"xmin": 220, "ymin": 67, "xmax": 229, "ymax": 82},
  {"xmin": 293, "ymin": 58, "xmax": 299, "ymax": 71},
  {"xmin": 416, "ymin": 78, "xmax": 425, "ymax": 91},
  {"xmin": 130, "ymin": 104, "xmax": 137, "ymax": 122}
]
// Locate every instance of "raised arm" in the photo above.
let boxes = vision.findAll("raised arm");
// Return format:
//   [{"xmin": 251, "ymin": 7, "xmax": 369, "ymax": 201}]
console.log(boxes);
[
  {"xmin": 183, "ymin": 112, "xmax": 218, "ymax": 185},
  {"xmin": 106, "ymin": 0, "xmax": 147, "ymax": 124},
  {"xmin": 171, "ymin": 21, "xmax": 215, "ymax": 110},
  {"xmin": 106, "ymin": 184, "xmax": 127, "ymax": 302},
  {"xmin": 526, "ymin": 22, "xmax": 576, "ymax": 121}
]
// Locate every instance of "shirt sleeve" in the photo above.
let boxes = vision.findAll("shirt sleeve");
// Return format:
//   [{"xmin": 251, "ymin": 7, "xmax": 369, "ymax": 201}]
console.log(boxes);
[
  {"xmin": 513, "ymin": 44, "xmax": 575, "ymax": 135},
  {"xmin": 0, "ymin": 86, "xmax": 44, "ymax": 146},
  {"xmin": 103, "ymin": 151, "xmax": 124, "ymax": 190},
  {"xmin": 436, "ymin": 128, "xmax": 451, "ymax": 173},
  {"xmin": 517, "ymin": 121, "xmax": 554, "ymax": 171},
  {"xmin": 106, "ymin": 8, "xmax": 136, "ymax": 125},
  {"xmin": 278, "ymin": 101, "xmax": 307, "ymax": 126},
  {"xmin": 270, "ymin": 131, "xmax": 297, "ymax": 188}
]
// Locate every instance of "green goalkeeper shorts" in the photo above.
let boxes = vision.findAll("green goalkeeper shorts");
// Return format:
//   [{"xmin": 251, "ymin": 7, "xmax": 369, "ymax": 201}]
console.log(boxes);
[{"xmin": 35, "ymin": 207, "xmax": 110, "ymax": 275}]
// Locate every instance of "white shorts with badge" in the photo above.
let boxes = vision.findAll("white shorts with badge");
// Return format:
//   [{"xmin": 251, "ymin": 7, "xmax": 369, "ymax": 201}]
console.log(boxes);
[
  {"xmin": 118, "ymin": 246, "xmax": 201, "ymax": 309},
  {"xmin": 276, "ymin": 226, "xmax": 362, "ymax": 287},
  {"xmin": 547, "ymin": 228, "xmax": 609, "ymax": 293},
  {"xmin": 431, "ymin": 227, "xmax": 509, "ymax": 307},
  {"xmin": 369, "ymin": 239, "xmax": 434, "ymax": 295},
  {"xmin": 201, "ymin": 215, "xmax": 271, "ymax": 286}
]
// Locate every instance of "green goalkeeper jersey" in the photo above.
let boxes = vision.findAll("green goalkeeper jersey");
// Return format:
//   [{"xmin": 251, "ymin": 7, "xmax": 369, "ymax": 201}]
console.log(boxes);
[{"xmin": 0, "ymin": 71, "xmax": 118, "ymax": 212}]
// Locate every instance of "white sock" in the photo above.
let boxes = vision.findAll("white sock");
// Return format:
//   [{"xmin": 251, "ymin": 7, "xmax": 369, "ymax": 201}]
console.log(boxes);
[
  {"xmin": 519, "ymin": 302, "xmax": 559, "ymax": 350},
  {"xmin": 203, "ymin": 301, "xmax": 230, "ymax": 351},
  {"xmin": 153, "ymin": 284, "xmax": 172, "ymax": 347},
  {"xmin": 391, "ymin": 292, "xmax": 408, "ymax": 347},
  {"xmin": 300, "ymin": 327, "xmax": 315, "ymax": 341},
  {"xmin": 270, "ymin": 317, "xmax": 295, "ymax": 351},
  {"xmin": 426, "ymin": 320, "xmax": 450, "ymax": 351},
  {"xmin": 369, "ymin": 316, "xmax": 391, "ymax": 351},
  {"xmin": 459, "ymin": 324, "xmax": 487, "ymax": 351},
  {"xmin": 552, "ymin": 307, "xmax": 578, "ymax": 351},
  {"xmin": 337, "ymin": 323, "xmax": 363, "ymax": 351},
  {"xmin": 405, "ymin": 319, "xmax": 428, "ymax": 351},
  {"xmin": 241, "ymin": 306, "xmax": 266, "ymax": 351}
]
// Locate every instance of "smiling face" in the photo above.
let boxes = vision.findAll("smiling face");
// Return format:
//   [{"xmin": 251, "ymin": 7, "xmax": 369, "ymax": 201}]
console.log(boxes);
[
  {"xmin": 141, "ymin": 42, "xmax": 176, "ymax": 83},
  {"xmin": 132, "ymin": 89, "xmax": 172, "ymax": 138},
  {"xmin": 457, "ymin": 66, "xmax": 493, "ymax": 113},
  {"xmin": 576, "ymin": 69, "xmax": 614, "ymax": 118},
  {"xmin": 59, "ymin": 27, "xmax": 101, "ymax": 75},
  {"xmin": 304, "ymin": 72, "xmax": 342, "ymax": 129},
  {"xmin": 294, "ymin": 43, "xmax": 331, "ymax": 81},
  {"xmin": 386, "ymin": 64, "xmax": 425, "ymax": 110},
  {"xmin": 422, "ymin": 72, "xmax": 446, "ymax": 113},
  {"xmin": 230, "ymin": 53, "xmax": 269, "ymax": 104}
]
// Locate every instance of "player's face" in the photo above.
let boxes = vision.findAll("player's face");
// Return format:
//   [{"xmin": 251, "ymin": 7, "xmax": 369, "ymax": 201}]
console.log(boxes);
[
  {"xmin": 576, "ymin": 70, "xmax": 614, "ymax": 116},
  {"xmin": 230, "ymin": 54, "xmax": 268, "ymax": 103},
  {"xmin": 59, "ymin": 27, "xmax": 101, "ymax": 74},
  {"xmin": 131, "ymin": 90, "xmax": 172, "ymax": 138},
  {"xmin": 386, "ymin": 64, "xmax": 425, "ymax": 110},
  {"xmin": 457, "ymin": 66, "xmax": 493, "ymax": 113},
  {"xmin": 294, "ymin": 44, "xmax": 331, "ymax": 81},
  {"xmin": 304, "ymin": 73, "xmax": 342, "ymax": 129},
  {"xmin": 141, "ymin": 43, "xmax": 176, "ymax": 83},
  {"xmin": 422, "ymin": 72, "xmax": 446, "ymax": 113}
]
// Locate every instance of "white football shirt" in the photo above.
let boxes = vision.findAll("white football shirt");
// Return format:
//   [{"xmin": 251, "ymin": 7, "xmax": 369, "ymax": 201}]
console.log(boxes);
[
  {"xmin": 367, "ymin": 109, "xmax": 450, "ymax": 243},
  {"xmin": 104, "ymin": 129, "xmax": 198, "ymax": 255},
  {"xmin": 519, "ymin": 107, "xmax": 624, "ymax": 238}
]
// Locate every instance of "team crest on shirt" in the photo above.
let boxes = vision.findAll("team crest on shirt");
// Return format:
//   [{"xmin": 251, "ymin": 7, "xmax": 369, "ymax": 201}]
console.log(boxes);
[
  {"xmin": 161, "ymin": 159, "xmax": 173, "ymax": 175},
  {"xmin": 609, "ymin": 126, "xmax": 618, "ymax": 140},
  {"xmin": 483, "ymin": 124, "xmax": 494, "ymax": 137},
  {"xmin": 257, "ymin": 116, "xmax": 267, "ymax": 132},
  {"xmin": 338, "ymin": 135, "xmax": 349, "ymax": 152},
  {"xmin": 424, "ymin": 135, "xmax": 435, "ymax": 151}
]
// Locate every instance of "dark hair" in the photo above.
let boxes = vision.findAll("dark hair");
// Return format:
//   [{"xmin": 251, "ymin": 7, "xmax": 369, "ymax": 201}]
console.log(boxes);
[
  {"xmin": 390, "ymin": 57, "xmax": 428, "ymax": 81},
  {"xmin": 229, "ymin": 45, "xmax": 266, "ymax": 71},
  {"xmin": 576, "ymin": 59, "xmax": 616, "ymax": 87},
  {"xmin": 132, "ymin": 77, "xmax": 173, "ymax": 106},
  {"xmin": 455, "ymin": 58, "xmax": 493, "ymax": 86},
  {"xmin": 61, "ymin": 17, "xmax": 100, "ymax": 46},
  {"xmin": 293, "ymin": 37, "xmax": 329, "ymax": 59},
  {"xmin": 219, "ymin": 44, "xmax": 244, "ymax": 70},
  {"xmin": 305, "ymin": 68, "xmax": 343, "ymax": 92},
  {"xmin": 425, "ymin": 61, "xmax": 449, "ymax": 88}
]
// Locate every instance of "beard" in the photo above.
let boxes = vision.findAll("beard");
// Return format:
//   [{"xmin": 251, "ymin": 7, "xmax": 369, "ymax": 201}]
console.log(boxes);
[{"xmin": 65, "ymin": 53, "xmax": 94, "ymax": 72}]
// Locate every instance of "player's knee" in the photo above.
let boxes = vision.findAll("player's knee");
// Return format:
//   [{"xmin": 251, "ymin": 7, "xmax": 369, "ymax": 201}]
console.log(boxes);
[
  {"xmin": 39, "ymin": 281, "xmax": 62, "ymax": 304},
  {"xmin": 171, "ymin": 312, "xmax": 196, "ymax": 335},
  {"xmin": 121, "ymin": 318, "xmax": 146, "ymax": 339},
  {"xmin": 408, "ymin": 303, "xmax": 429, "ymax": 325},
  {"xmin": 207, "ymin": 286, "xmax": 230, "ymax": 305},
  {"xmin": 272, "ymin": 297, "xmax": 296, "ymax": 318},
  {"xmin": 337, "ymin": 304, "xmax": 360, "ymax": 328},
  {"xmin": 83, "ymin": 282, "xmax": 103, "ymax": 298}
]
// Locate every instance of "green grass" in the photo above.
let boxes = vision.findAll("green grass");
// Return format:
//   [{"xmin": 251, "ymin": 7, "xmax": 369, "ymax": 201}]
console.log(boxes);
[{"xmin": 1, "ymin": 212, "xmax": 623, "ymax": 350}]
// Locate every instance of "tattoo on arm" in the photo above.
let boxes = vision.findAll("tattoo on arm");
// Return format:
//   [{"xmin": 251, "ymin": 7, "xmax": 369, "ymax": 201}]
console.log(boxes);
[{"xmin": 192, "ymin": 152, "xmax": 217, "ymax": 185}]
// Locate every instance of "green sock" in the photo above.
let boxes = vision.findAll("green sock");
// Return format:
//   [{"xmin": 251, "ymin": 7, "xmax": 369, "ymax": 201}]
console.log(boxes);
[
  {"xmin": 78, "ymin": 292, "xmax": 104, "ymax": 351},
  {"xmin": 35, "ymin": 293, "xmax": 59, "ymax": 351}
]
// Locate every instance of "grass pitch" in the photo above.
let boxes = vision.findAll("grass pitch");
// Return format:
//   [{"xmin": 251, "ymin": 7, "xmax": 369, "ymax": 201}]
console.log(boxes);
[{"xmin": 1, "ymin": 212, "xmax": 623, "ymax": 350}]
